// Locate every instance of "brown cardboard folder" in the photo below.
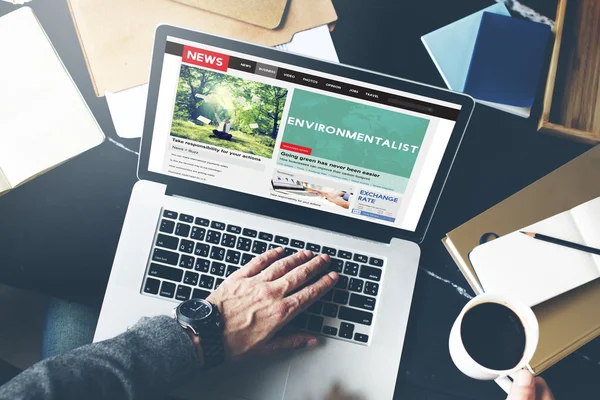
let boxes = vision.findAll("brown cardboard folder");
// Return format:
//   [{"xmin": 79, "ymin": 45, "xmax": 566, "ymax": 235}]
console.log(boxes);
[
  {"xmin": 171, "ymin": 0, "xmax": 290, "ymax": 30},
  {"xmin": 443, "ymin": 145, "xmax": 600, "ymax": 373},
  {"xmin": 66, "ymin": 0, "xmax": 337, "ymax": 96}
]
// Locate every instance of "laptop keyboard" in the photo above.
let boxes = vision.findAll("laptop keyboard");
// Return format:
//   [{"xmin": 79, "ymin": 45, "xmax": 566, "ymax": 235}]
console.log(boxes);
[{"xmin": 141, "ymin": 208, "xmax": 386, "ymax": 345}]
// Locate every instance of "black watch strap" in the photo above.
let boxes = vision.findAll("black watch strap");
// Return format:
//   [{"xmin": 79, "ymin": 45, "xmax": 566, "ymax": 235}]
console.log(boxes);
[{"xmin": 196, "ymin": 305, "xmax": 225, "ymax": 368}]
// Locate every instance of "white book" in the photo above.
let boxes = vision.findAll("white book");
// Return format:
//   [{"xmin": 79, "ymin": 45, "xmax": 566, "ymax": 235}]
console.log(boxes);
[
  {"xmin": 470, "ymin": 197, "xmax": 600, "ymax": 307},
  {"xmin": 0, "ymin": 7, "xmax": 104, "ymax": 195}
]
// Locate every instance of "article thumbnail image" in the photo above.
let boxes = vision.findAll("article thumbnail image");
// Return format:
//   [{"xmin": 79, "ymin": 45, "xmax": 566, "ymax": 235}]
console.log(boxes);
[
  {"xmin": 170, "ymin": 65, "xmax": 288, "ymax": 159},
  {"xmin": 271, "ymin": 176, "xmax": 352, "ymax": 210}
]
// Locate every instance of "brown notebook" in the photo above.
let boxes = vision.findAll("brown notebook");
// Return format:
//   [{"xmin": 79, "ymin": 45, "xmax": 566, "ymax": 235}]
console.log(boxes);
[{"xmin": 443, "ymin": 144, "xmax": 600, "ymax": 373}]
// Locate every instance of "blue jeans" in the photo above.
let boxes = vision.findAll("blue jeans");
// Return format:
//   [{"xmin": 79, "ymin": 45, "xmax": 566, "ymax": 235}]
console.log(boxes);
[{"xmin": 41, "ymin": 298, "xmax": 100, "ymax": 360}]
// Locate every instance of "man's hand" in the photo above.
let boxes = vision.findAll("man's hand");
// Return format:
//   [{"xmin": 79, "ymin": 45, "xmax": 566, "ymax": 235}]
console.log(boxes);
[
  {"xmin": 207, "ymin": 247, "xmax": 338, "ymax": 361},
  {"xmin": 507, "ymin": 370, "xmax": 555, "ymax": 400}
]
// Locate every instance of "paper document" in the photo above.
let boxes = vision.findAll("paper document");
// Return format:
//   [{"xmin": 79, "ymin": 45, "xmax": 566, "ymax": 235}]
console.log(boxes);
[
  {"xmin": 107, "ymin": 25, "xmax": 339, "ymax": 139},
  {"xmin": 470, "ymin": 197, "xmax": 600, "ymax": 307}
]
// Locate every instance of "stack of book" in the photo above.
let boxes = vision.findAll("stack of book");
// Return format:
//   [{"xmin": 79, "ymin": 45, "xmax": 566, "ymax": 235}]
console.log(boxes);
[{"xmin": 422, "ymin": 3, "xmax": 551, "ymax": 118}]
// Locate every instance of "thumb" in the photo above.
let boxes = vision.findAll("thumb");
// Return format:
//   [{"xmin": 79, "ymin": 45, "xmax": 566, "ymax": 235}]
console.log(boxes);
[
  {"xmin": 507, "ymin": 370, "xmax": 536, "ymax": 400},
  {"xmin": 256, "ymin": 333, "xmax": 319, "ymax": 356}
]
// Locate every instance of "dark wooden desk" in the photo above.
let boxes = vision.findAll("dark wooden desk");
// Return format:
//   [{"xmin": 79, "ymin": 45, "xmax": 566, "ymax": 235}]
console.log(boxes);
[{"xmin": 0, "ymin": 0, "xmax": 597, "ymax": 398}]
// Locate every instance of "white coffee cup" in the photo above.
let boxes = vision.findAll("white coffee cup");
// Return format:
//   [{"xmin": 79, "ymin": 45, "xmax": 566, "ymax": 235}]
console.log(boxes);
[{"xmin": 449, "ymin": 293, "xmax": 539, "ymax": 393}]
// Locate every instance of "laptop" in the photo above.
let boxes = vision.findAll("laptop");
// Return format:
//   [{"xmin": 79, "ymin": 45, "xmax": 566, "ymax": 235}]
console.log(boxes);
[{"xmin": 94, "ymin": 24, "xmax": 474, "ymax": 400}]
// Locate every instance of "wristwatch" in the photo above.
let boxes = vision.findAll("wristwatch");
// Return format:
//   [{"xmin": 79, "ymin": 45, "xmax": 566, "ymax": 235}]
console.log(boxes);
[{"xmin": 174, "ymin": 298, "xmax": 225, "ymax": 368}]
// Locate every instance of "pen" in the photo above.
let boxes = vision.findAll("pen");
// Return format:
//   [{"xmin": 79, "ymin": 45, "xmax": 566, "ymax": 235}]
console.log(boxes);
[{"xmin": 520, "ymin": 231, "xmax": 600, "ymax": 256}]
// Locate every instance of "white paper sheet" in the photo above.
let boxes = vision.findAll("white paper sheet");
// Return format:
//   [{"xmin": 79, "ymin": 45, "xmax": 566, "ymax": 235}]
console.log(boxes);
[{"xmin": 106, "ymin": 25, "xmax": 339, "ymax": 139}]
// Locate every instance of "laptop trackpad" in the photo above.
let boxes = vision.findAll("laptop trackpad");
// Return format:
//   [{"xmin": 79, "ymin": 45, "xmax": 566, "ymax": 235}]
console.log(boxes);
[{"xmin": 174, "ymin": 354, "xmax": 292, "ymax": 400}]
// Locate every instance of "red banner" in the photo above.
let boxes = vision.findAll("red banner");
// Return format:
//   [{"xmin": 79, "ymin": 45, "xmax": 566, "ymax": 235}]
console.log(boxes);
[
  {"xmin": 280, "ymin": 142, "xmax": 313, "ymax": 155},
  {"xmin": 182, "ymin": 46, "xmax": 229, "ymax": 72}
]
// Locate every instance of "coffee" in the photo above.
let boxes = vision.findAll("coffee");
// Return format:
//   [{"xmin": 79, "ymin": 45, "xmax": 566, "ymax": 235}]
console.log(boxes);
[{"xmin": 460, "ymin": 302, "xmax": 526, "ymax": 371}]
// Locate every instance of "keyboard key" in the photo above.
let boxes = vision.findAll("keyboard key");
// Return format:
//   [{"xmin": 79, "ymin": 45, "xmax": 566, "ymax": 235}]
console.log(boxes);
[
  {"xmin": 242, "ymin": 228, "xmax": 257, "ymax": 238},
  {"xmin": 175, "ymin": 285, "xmax": 191, "ymax": 301},
  {"xmin": 179, "ymin": 239, "xmax": 194, "ymax": 254},
  {"xmin": 252, "ymin": 240, "xmax": 267, "ymax": 255},
  {"xmin": 268, "ymin": 244, "xmax": 279, "ymax": 250},
  {"xmin": 290, "ymin": 313, "xmax": 308, "ymax": 329},
  {"xmin": 221, "ymin": 233, "xmax": 237, "ymax": 248},
  {"xmin": 199, "ymin": 274, "xmax": 215, "ymax": 289},
  {"xmin": 307, "ymin": 315, "xmax": 324, "ymax": 332},
  {"xmin": 194, "ymin": 258, "xmax": 210, "ymax": 273},
  {"xmin": 354, "ymin": 333, "xmax": 369, "ymax": 343},
  {"xmin": 226, "ymin": 265, "xmax": 239, "ymax": 277},
  {"xmin": 349, "ymin": 294, "xmax": 376, "ymax": 311},
  {"xmin": 338, "ymin": 306, "xmax": 373, "ymax": 326},
  {"xmin": 236, "ymin": 237, "xmax": 252, "ymax": 252},
  {"xmin": 333, "ymin": 290, "xmax": 349, "ymax": 305},
  {"xmin": 225, "ymin": 250, "xmax": 241, "ymax": 265},
  {"xmin": 348, "ymin": 278, "xmax": 364, "ymax": 293},
  {"xmin": 143, "ymin": 277, "xmax": 160, "ymax": 294},
  {"xmin": 211, "ymin": 221, "xmax": 226, "ymax": 230},
  {"xmin": 192, "ymin": 288, "xmax": 210, "ymax": 299},
  {"xmin": 258, "ymin": 232, "xmax": 273, "ymax": 241},
  {"xmin": 195, "ymin": 217, "xmax": 209, "ymax": 227},
  {"xmin": 306, "ymin": 243, "xmax": 321, "ymax": 252},
  {"xmin": 285, "ymin": 248, "xmax": 297, "ymax": 256},
  {"xmin": 274, "ymin": 236, "xmax": 289, "ymax": 245},
  {"xmin": 322, "ymin": 303, "xmax": 338, "ymax": 318},
  {"xmin": 159, "ymin": 281, "xmax": 176, "ymax": 298},
  {"xmin": 210, "ymin": 246, "xmax": 225, "ymax": 261},
  {"xmin": 322, "ymin": 290, "xmax": 334, "ymax": 302},
  {"xmin": 241, "ymin": 253, "xmax": 255, "ymax": 266},
  {"xmin": 179, "ymin": 213, "xmax": 194, "ymax": 223},
  {"xmin": 210, "ymin": 262, "xmax": 226, "ymax": 276},
  {"xmin": 155, "ymin": 234, "xmax": 178, "ymax": 250},
  {"xmin": 206, "ymin": 230, "xmax": 221, "ymax": 244},
  {"xmin": 290, "ymin": 239, "xmax": 305, "ymax": 249},
  {"xmin": 335, "ymin": 275, "xmax": 348, "ymax": 289},
  {"xmin": 152, "ymin": 249, "xmax": 179, "ymax": 265},
  {"xmin": 369, "ymin": 257, "xmax": 384, "ymax": 267},
  {"xmin": 344, "ymin": 262, "xmax": 359, "ymax": 276},
  {"xmin": 159, "ymin": 219, "xmax": 175, "ymax": 234},
  {"xmin": 329, "ymin": 258, "xmax": 344, "ymax": 273},
  {"xmin": 163, "ymin": 210, "xmax": 177, "ymax": 219},
  {"xmin": 175, "ymin": 223, "xmax": 190, "ymax": 237},
  {"xmin": 339, "ymin": 322, "xmax": 354, "ymax": 339},
  {"xmin": 190, "ymin": 227, "xmax": 206, "ymax": 241},
  {"xmin": 183, "ymin": 271, "xmax": 199, "ymax": 286},
  {"xmin": 215, "ymin": 278, "xmax": 225, "ymax": 289},
  {"xmin": 322, "ymin": 247, "xmax": 336, "ymax": 256},
  {"xmin": 179, "ymin": 255, "xmax": 194, "ymax": 269},
  {"xmin": 359, "ymin": 265, "xmax": 382, "ymax": 282},
  {"xmin": 194, "ymin": 243, "xmax": 210, "ymax": 258},
  {"xmin": 323, "ymin": 326, "xmax": 338, "ymax": 336},
  {"xmin": 149, "ymin": 263, "xmax": 183, "ymax": 282},
  {"xmin": 354, "ymin": 254, "xmax": 368, "ymax": 263},
  {"xmin": 307, "ymin": 301, "xmax": 323, "ymax": 314},
  {"xmin": 227, "ymin": 225, "xmax": 242, "ymax": 234},
  {"xmin": 364, "ymin": 281, "xmax": 379, "ymax": 296},
  {"xmin": 338, "ymin": 250, "xmax": 352, "ymax": 259}
]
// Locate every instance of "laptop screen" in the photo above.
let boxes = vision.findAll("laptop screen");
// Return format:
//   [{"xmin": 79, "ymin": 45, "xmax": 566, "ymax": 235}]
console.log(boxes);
[{"xmin": 147, "ymin": 36, "xmax": 463, "ymax": 233}]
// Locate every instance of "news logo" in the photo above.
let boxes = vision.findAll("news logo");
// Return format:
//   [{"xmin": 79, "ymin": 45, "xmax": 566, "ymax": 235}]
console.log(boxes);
[{"xmin": 182, "ymin": 45, "xmax": 229, "ymax": 72}]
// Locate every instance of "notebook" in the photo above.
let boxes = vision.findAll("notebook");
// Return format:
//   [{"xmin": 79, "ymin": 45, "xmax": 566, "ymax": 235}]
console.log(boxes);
[
  {"xmin": 470, "ymin": 197, "xmax": 600, "ymax": 307},
  {"xmin": 421, "ymin": 4, "xmax": 531, "ymax": 118},
  {"xmin": 0, "ymin": 7, "xmax": 104, "ymax": 196},
  {"xmin": 464, "ymin": 12, "xmax": 551, "ymax": 108}
]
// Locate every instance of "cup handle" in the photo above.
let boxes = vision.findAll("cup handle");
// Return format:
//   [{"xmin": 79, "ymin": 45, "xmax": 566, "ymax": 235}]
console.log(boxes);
[{"xmin": 495, "ymin": 376, "xmax": 512, "ymax": 394}]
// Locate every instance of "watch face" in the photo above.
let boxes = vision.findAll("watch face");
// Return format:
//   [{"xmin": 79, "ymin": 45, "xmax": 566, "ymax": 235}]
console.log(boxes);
[{"xmin": 179, "ymin": 299, "xmax": 212, "ymax": 321}]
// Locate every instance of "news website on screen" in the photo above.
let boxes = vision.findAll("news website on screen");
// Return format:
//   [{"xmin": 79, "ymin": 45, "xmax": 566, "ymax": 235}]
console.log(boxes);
[{"xmin": 148, "ymin": 37, "xmax": 462, "ymax": 232}]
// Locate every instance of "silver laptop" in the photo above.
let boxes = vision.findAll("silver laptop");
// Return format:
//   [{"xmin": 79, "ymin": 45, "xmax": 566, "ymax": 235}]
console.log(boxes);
[{"xmin": 94, "ymin": 25, "xmax": 474, "ymax": 400}]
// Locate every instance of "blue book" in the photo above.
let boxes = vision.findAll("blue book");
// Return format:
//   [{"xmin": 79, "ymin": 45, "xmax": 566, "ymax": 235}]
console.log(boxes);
[
  {"xmin": 464, "ymin": 12, "xmax": 551, "ymax": 108},
  {"xmin": 421, "ymin": 3, "xmax": 510, "ymax": 92}
]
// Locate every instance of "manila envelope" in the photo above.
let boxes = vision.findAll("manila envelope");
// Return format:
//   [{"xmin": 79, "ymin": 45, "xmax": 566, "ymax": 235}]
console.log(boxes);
[
  {"xmin": 67, "ymin": 0, "xmax": 337, "ymax": 96},
  {"xmin": 171, "ymin": 0, "xmax": 290, "ymax": 30}
]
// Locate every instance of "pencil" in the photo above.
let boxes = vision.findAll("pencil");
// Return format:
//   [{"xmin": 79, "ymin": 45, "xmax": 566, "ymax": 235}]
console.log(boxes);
[{"xmin": 520, "ymin": 231, "xmax": 600, "ymax": 256}]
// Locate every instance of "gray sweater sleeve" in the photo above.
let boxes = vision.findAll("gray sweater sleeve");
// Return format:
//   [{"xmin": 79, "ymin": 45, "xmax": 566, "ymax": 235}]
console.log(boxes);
[{"xmin": 0, "ymin": 316, "xmax": 201, "ymax": 400}]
